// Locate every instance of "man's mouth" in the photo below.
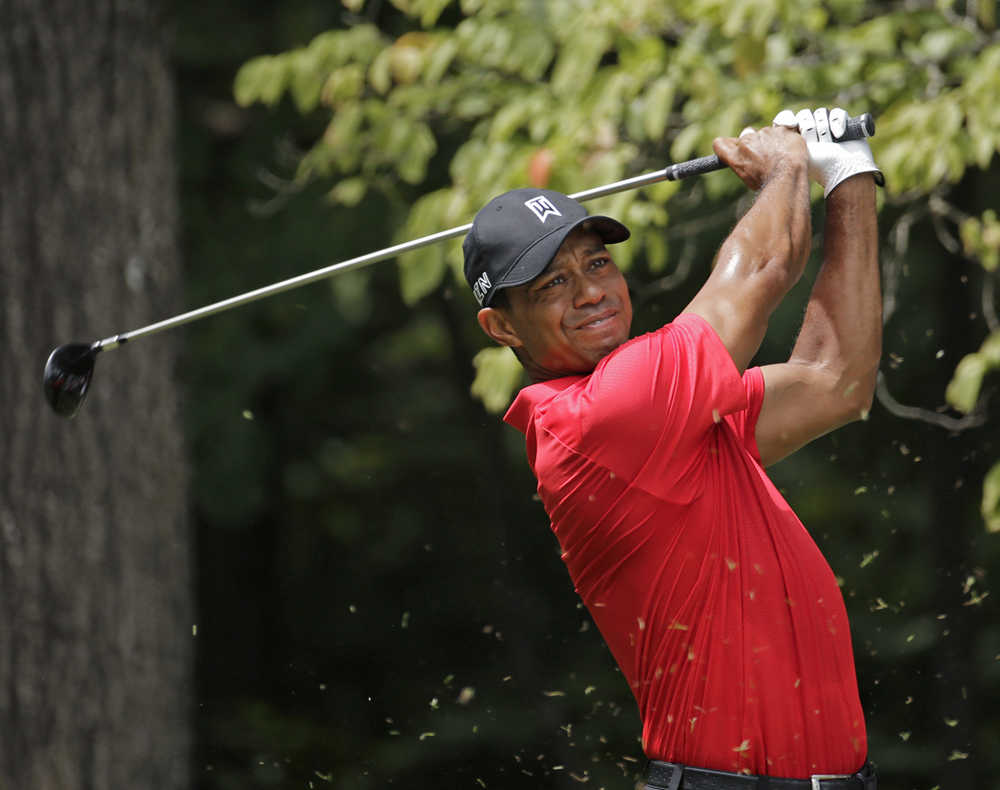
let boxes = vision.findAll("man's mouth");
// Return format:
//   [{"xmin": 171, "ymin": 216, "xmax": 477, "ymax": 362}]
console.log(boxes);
[{"xmin": 575, "ymin": 310, "xmax": 617, "ymax": 330}]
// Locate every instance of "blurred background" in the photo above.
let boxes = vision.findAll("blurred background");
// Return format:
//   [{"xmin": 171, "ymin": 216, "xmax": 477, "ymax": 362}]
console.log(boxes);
[{"xmin": 2, "ymin": 0, "xmax": 999, "ymax": 788}]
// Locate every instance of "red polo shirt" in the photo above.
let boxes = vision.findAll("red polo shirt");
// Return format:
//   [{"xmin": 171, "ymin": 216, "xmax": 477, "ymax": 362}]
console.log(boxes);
[{"xmin": 504, "ymin": 313, "xmax": 866, "ymax": 779}]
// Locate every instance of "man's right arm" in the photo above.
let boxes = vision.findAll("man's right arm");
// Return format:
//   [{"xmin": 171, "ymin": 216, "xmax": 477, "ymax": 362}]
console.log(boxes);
[{"xmin": 682, "ymin": 127, "xmax": 812, "ymax": 373}]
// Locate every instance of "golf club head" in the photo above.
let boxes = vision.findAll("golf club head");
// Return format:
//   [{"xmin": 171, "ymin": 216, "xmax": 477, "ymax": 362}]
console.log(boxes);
[{"xmin": 43, "ymin": 343, "xmax": 99, "ymax": 418}]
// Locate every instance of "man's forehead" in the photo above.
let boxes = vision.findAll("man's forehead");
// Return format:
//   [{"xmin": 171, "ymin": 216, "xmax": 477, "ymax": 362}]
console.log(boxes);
[{"xmin": 549, "ymin": 228, "xmax": 607, "ymax": 266}]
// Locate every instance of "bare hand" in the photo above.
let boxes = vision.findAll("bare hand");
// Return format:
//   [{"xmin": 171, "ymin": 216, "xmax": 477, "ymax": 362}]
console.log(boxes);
[{"xmin": 712, "ymin": 126, "xmax": 808, "ymax": 191}]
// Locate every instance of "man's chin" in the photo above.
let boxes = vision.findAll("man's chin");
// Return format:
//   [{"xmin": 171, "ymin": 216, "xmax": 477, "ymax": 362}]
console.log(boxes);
[{"xmin": 528, "ymin": 330, "xmax": 631, "ymax": 380}]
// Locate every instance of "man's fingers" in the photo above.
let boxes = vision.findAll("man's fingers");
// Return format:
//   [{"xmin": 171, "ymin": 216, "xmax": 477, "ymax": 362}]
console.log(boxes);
[
  {"xmin": 796, "ymin": 109, "xmax": 818, "ymax": 142},
  {"xmin": 773, "ymin": 109, "xmax": 797, "ymax": 128},
  {"xmin": 712, "ymin": 135, "xmax": 766, "ymax": 192},
  {"xmin": 712, "ymin": 136, "xmax": 739, "ymax": 162},
  {"xmin": 712, "ymin": 135, "xmax": 749, "ymax": 173}
]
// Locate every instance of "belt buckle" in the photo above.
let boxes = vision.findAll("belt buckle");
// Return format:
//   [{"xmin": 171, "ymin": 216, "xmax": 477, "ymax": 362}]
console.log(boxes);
[{"xmin": 811, "ymin": 775, "xmax": 849, "ymax": 790}]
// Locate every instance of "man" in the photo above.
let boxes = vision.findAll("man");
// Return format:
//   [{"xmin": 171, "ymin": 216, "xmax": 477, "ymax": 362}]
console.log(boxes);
[{"xmin": 463, "ymin": 108, "xmax": 882, "ymax": 790}]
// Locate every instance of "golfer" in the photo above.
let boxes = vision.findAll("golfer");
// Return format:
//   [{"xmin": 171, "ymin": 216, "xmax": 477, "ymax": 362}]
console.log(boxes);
[{"xmin": 463, "ymin": 108, "xmax": 882, "ymax": 790}]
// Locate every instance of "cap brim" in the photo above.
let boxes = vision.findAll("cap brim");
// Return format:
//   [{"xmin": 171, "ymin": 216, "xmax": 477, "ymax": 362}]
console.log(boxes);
[{"xmin": 496, "ymin": 215, "xmax": 630, "ymax": 293}]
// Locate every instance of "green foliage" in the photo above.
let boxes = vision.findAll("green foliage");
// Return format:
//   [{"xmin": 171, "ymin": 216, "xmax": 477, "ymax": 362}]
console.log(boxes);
[
  {"xmin": 168, "ymin": 0, "xmax": 1000, "ymax": 786},
  {"xmin": 234, "ymin": 1, "xmax": 1000, "ymax": 522}
]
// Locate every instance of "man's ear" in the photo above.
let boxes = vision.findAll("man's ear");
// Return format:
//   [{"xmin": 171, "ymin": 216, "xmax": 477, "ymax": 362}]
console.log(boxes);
[{"xmin": 477, "ymin": 307, "xmax": 523, "ymax": 349}]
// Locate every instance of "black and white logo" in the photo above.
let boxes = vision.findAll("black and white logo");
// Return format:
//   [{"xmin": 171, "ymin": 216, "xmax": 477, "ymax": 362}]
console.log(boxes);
[
  {"xmin": 472, "ymin": 271, "xmax": 492, "ymax": 306},
  {"xmin": 524, "ymin": 195, "xmax": 562, "ymax": 223}
]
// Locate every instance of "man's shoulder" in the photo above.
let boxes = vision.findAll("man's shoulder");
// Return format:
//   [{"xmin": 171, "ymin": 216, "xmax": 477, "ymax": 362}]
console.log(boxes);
[
  {"xmin": 504, "ymin": 313, "xmax": 726, "ymax": 434},
  {"xmin": 503, "ymin": 375, "xmax": 582, "ymax": 434}
]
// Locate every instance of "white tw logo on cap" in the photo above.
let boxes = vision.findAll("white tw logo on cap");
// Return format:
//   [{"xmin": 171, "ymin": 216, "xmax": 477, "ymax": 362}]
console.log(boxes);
[
  {"xmin": 472, "ymin": 272, "xmax": 492, "ymax": 306},
  {"xmin": 524, "ymin": 195, "xmax": 562, "ymax": 223}
]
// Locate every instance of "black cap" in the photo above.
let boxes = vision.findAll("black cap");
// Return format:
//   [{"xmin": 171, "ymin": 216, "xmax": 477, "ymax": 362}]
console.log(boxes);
[{"xmin": 463, "ymin": 188, "xmax": 630, "ymax": 307}]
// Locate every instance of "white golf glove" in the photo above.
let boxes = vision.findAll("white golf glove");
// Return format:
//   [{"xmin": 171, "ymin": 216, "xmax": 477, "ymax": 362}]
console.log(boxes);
[{"xmin": 773, "ymin": 107, "xmax": 884, "ymax": 198}]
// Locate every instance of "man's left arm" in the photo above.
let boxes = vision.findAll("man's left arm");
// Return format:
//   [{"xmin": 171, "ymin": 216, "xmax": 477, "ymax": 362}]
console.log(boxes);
[{"xmin": 755, "ymin": 174, "xmax": 881, "ymax": 467}]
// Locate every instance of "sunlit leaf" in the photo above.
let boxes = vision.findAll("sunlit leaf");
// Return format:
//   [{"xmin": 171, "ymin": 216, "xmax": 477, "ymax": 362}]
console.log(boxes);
[
  {"xmin": 471, "ymin": 346, "xmax": 524, "ymax": 413},
  {"xmin": 233, "ymin": 55, "xmax": 288, "ymax": 108},
  {"xmin": 330, "ymin": 177, "xmax": 367, "ymax": 206},
  {"xmin": 982, "ymin": 460, "xmax": 1000, "ymax": 533},
  {"xmin": 945, "ymin": 331, "xmax": 1000, "ymax": 413},
  {"xmin": 642, "ymin": 76, "xmax": 675, "ymax": 142}
]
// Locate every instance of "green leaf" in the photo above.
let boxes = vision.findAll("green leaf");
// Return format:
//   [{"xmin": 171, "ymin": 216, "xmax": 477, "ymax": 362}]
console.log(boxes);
[
  {"xmin": 965, "ymin": 106, "xmax": 998, "ymax": 170},
  {"xmin": 642, "ymin": 77, "xmax": 675, "ymax": 142},
  {"xmin": 961, "ymin": 209, "xmax": 1000, "ymax": 271},
  {"xmin": 489, "ymin": 96, "xmax": 535, "ymax": 143},
  {"xmin": 398, "ymin": 248, "xmax": 446, "ymax": 305},
  {"xmin": 289, "ymin": 53, "xmax": 325, "ymax": 113},
  {"xmin": 233, "ymin": 56, "xmax": 288, "ymax": 108},
  {"xmin": 619, "ymin": 35, "xmax": 669, "ymax": 82},
  {"xmin": 395, "ymin": 190, "xmax": 457, "ymax": 303},
  {"xmin": 550, "ymin": 27, "xmax": 610, "ymax": 98},
  {"xmin": 946, "ymin": 353, "xmax": 990, "ymax": 413},
  {"xmin": 369, "ymin": 48, "xmax": 393, "ymax": 95},
  {"xmin": 471, "ymin": 346, "xmax": 524, "ymax": 413},
  {"xmin": 329, "ymin": 177, "xmax": 367, "ymax": 206},
  {"xmin": 945, "ymin": 330, "xmax": 1000, "ymax": 413},
  {"xmin": 396, "ymin": 123, "xmax": 437, "ymax": 183},
  {"xmin": 671, "ymin": 120, "xmax": 705, "ymax": 162},
  {"xmin": 415, "ymin": 0, "xmax": 454, "ymax": 27},
  {"xmin": 919, "ymin": 27, "xmax": 974, "ymax": 61},
  {"xmin": 322, "ymin": 65, "xmax": 365, "ymax": 107},
  {"xmin": 644, "ymin": 231, "xmax": 670, "ymax": 274},
  {"xmin": 423, "ymin": 37, "xmax": 459, "ymax": 84},
  {"xmin": 307, "ymin": 104, "xmax": 364, "ymax": 177},
  {"xmin": 983, "ymin": 460, "xmax": 1000, "ymax": 533}
]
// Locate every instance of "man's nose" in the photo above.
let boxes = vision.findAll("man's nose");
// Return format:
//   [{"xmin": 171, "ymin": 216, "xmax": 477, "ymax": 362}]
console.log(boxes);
[{"xmin": 574, "ymin": 275, "xmax": 606, "ymax": 308}]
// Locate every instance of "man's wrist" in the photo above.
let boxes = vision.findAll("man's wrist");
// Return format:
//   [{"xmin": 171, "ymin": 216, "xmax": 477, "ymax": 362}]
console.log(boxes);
[
  {"xmin": 762, "ymin": 156, "xmax": 809, "ymax": 190},
  {"xmin": 825, "ymin": 171, "xmax": 878, "ymax": 200}
]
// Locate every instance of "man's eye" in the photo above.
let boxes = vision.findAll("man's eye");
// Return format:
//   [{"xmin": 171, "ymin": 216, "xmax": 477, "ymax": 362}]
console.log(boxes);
[
  {"xmin": 541, "ymin": 276, "xmax": 564, "ymax": 289},
  {"xmin": 592, "ymin": 257, "xmax": 610, "ymax": 268}
]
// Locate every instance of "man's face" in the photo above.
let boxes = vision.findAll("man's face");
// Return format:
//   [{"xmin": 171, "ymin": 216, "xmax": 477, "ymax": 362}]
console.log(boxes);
[{"xmin": 489, "ymin": 227, "xmax": 633, "ymax": 379}]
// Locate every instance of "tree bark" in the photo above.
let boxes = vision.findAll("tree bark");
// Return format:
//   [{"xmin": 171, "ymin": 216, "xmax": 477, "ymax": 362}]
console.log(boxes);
[{"xmin": 0, "ymin": 1, "xmax": 191, "ymax": 788}]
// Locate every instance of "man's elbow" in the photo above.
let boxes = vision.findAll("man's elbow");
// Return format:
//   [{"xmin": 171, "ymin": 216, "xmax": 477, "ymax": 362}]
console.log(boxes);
[
  {"xmin": 716, "ymin": 229, "xmax": 803, "ymax": 293},
  {"xmin": 837, "ymin": 366, "xmax": 878, "ymax": 423}
]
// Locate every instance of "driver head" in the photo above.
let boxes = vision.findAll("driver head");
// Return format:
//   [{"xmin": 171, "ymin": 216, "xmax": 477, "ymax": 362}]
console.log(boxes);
[{"xmin": 43, "ymin": 343, "xmax": 99, "ymax": 418}]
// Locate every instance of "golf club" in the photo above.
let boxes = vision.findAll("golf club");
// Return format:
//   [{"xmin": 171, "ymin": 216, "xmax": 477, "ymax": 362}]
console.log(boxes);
[{"xmin": 43, "ymin": 112, "xmax": 876, "ymax": 418}]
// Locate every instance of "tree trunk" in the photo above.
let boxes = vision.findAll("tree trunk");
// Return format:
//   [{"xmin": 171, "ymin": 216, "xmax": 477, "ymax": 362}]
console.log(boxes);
[{"xmin": 0, "ymin": 1, "xmax": 191, "ymax": 788}]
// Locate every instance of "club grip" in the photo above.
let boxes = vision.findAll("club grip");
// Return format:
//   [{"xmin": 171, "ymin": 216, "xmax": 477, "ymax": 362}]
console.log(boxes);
[
  {"xmin": 665, "ymin": 154, "xmax": 725, "ymax": 181},
  {"xmin": 664, "ymin": 112, "xmax": 876, "ymax": 181},
  {"xmin": 840, "ymin": 112, "xmax": 875, "ymax": 141}
]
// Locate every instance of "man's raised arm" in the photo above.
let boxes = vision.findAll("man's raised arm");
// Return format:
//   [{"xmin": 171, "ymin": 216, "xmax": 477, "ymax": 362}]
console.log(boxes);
[
  {"xmin": 682, "ymin": 126, "xmax": 813, "ymax": 373},
  {"xmin": 754, "ymin": 108, "xmax": 883, "ymax": 467}
]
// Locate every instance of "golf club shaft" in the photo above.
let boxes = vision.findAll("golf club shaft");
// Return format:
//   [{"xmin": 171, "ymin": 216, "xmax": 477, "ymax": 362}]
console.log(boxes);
[
  {"xmin": 92, "ymin": 112, "xmax": 874, "ymax": 352},
  {"xmin": 89, "ymin": 168, "xmax": 680, "ymax": 351}
]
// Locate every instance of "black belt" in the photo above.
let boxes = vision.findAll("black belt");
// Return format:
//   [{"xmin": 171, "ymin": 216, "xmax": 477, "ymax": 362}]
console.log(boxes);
[{"xmin": 645, "ymin": 760, "xmax": 877, "ymax": 790}]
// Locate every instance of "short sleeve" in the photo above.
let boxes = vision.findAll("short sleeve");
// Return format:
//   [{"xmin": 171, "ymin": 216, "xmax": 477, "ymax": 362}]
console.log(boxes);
[
  {"xmin": 559, "ymin": 313, "xmax": 749, "ymax": 496},
  {"xmin": 724, "ymin": 366, "xmax": 766, "ymax": 463}
]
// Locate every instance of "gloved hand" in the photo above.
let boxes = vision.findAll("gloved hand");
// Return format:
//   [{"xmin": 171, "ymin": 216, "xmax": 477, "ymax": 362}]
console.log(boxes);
[{"xmin": 773, "ymin": 107, "xmax": 884, "ymax": 197}]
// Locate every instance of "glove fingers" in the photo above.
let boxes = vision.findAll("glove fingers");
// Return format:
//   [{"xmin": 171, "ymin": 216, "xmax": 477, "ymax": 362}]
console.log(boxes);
[
  {"xmin": 829, "ymin": 107, "xmax": 848, "ymax": 140},
  {"xmin": 814, "ymin": 107, "xmax": 832, "ymax": 142},
  {"xmin": 773, "ymin": 109, "xmax": 797, "ymax": 128},
  {"xmin": 796, "ymin": 109, "xmax": 818, "ymax": 142}
]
